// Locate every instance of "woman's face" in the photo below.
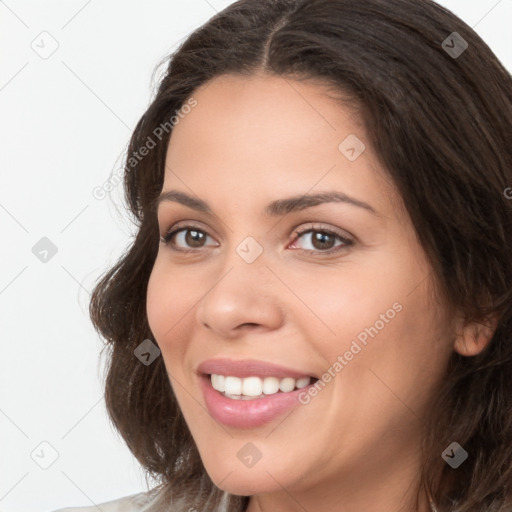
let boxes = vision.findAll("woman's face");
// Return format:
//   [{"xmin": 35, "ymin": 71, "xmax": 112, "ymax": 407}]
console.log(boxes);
[{"xmin": 146, "ymin": 73, "xmax": 456, "ymax": 506}]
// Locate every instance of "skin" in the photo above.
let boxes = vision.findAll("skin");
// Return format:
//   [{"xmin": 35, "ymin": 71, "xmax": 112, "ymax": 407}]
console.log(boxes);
[{"xmin": 146, "ymin": 73, "xmax": 494, "ymax": 512}]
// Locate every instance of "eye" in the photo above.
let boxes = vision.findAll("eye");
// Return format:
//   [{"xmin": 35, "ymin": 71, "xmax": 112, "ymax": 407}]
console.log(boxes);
[
  {"xmin": 160, "ymin": 223, "xmax": 218, "ymax": 252},
  {"xmin": 160, "ymin": 222, "xmax": 354, "ymax": 255},
  {"xmin": 289, "ymin": 224, "xmax": 354, "ymax": 255}
]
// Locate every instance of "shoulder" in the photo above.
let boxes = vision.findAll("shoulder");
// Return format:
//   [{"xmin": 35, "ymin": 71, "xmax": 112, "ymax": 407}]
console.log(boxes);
[{"xmin": 51, "ymin": 489, "xmax": 158, "ymax": 512}]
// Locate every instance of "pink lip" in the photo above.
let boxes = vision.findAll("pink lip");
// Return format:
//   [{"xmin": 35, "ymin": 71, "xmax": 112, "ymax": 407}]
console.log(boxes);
[{"xmin": 196, "ymin": 358, "xmax": 318, "ymax": 429}]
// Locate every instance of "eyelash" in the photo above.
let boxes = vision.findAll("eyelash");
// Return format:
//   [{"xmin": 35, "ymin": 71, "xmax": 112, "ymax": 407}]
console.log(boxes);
[{"xmin": 160, "ymin": 222, "xmax": 354, "ymax": 256}]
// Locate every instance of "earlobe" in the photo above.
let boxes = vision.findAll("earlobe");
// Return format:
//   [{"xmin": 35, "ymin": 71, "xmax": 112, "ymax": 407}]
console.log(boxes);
[{"xmin": 453, "ymin": 313, "xmax": 499, "ymax": 357}]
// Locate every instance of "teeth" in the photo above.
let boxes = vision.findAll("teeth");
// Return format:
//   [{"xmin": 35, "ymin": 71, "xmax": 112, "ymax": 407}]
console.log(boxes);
[
  {"xmin": 242, "ymin": 376, "xmax": 263, "ymax": 397},
  {"xmin": 211, "ymin": 373, "xmax": 225, "ymax": 392},
  {"xmin": 296, "ymin": 377, "xmax": 311, "ymax": 389},
  {"xmin": 210, "ymin": 374, "xmax": 312, "ymax": 399},
  {"xmin": 262, "ymin": 376, "xmax": 280, "ymax": 395},
  {"xmin": 224, "ymin": 376, "xmax": 242, "ymax": 395},
  {"xmin": 279, "ymin": 377, "xmax": 295, "ymax": 392}
]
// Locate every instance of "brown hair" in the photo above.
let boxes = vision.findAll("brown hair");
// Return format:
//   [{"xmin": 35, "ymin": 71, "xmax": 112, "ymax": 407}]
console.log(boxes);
[{"xmin": 89, "ymin": 0, "xmax": 512, "ymax": 510}]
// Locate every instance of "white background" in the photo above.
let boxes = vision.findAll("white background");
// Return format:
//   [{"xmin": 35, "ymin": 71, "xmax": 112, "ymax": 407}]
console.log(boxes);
[{"xmin": 0, "ymin": 1, "xmax": 510, "ymax": 511}]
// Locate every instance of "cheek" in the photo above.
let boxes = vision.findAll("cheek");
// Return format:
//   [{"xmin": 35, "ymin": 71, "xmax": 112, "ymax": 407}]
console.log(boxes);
[
  {"xmin": 146, "ymin": 261, "xmax": 197, "ymax": 371},
  {"xmin": 282, "ymin": 261, "xmax": 405, "ymax": 355},
  {"xmin": 146, "ymin": 259, "xmax": 193, "ymax": 339},
  {"xmin": 146, "ymin": 266, "xmax": 169, "ymax": 341},
  {"xmin": 146, "ymin": 263, "xmax": 197, "ymax": 405},
  {"xmin": 302, "ymin": 253, "xmax": 446, "ymax": 387}
]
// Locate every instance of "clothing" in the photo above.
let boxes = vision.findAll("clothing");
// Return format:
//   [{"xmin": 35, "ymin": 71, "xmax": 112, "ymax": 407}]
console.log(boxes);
[
  {"xmin": 52, "ymin": 490, "xmax": 158, "ymax": 512},
  {"xmin": 52, "ymin": 487, "xmax": 231, "ymax": 512}
]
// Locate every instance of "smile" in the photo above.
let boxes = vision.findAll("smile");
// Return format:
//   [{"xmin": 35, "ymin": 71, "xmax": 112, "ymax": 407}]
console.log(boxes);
[{"xmin": 197, "ymin": 358, "xmax": 319, "ymax": 428}]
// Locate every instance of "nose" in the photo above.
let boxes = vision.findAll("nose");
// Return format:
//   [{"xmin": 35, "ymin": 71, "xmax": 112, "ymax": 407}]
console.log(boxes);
[{"xmin": 195, "ymin": 249, "xmax": 285, "ymax": 339}]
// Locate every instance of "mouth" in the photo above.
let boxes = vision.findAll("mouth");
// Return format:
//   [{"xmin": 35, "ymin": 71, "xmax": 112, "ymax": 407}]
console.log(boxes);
[{"xmin": 196, "ymin": 358, "xmax": 320, "ymax": 428}]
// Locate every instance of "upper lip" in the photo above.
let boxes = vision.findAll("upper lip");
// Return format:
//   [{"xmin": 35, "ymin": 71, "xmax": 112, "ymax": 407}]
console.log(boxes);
[{"xmin": 197, "ymin": 358, "xmax": 316, "ymax": 379}]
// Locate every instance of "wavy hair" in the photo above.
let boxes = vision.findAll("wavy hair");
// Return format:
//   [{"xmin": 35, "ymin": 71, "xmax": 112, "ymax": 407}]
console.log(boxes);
[{"xmin": 89, "ymin": 0, "xmax": 512, "ymax": 510}]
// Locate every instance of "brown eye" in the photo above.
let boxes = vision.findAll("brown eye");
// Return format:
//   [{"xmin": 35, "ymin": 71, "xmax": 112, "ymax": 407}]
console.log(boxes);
[
  {"xmin": 161, "ymin": 226, "xmax": 217, "ymax": 251},
  {"xmin": 310, "ymin": 231, "xmax": 336, "ymax": 250},
  {"xmin": 160, "ymin": 223, "xmax": 353, "ymax": 256},
  {"xmin": 290, "ymin": 226, "xmax": 354, "ymax": 254}
]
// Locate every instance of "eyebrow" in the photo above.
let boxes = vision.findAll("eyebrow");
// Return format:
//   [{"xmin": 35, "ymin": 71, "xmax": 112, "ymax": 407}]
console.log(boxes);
[{"xmin": 156, "ymin": 190, "xmax": 378, "ymax": 217}]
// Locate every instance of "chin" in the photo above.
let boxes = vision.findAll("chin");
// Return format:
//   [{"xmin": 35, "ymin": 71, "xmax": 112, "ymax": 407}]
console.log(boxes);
[
  {"xmin": 213, "ymin": 475, "xmax": 280, "ymax": 497},
  {"xmin": 202, "ymin": 457, "xmax": 287, "ymax": 496}
]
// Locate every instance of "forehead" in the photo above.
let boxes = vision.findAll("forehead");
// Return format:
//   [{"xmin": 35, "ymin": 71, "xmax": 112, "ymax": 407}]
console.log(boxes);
[
  {"xmin": 162, "ymin": 73, "xmax": 400, "ymax": 218},
  {"xmin": 166, "ymin": 73, "xmax": 362, "ymax": 159}
]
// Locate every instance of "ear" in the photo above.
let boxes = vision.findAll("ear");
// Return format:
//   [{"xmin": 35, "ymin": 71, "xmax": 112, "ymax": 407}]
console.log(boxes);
[{"xmin": 453, "ymin": 312, "xmax": 499, "ymax": 357}]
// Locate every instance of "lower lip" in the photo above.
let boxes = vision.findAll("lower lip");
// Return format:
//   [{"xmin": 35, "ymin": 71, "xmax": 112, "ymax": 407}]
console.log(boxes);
[{"xmin": 199, "ymin": 374, "xmax": 315, "ymax": 428}]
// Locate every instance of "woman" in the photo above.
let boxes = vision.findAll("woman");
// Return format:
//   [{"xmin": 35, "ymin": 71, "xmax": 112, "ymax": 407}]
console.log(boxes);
[{"xmin": 55, "ymin": 0, "xmax": 512, "ymax": 510}]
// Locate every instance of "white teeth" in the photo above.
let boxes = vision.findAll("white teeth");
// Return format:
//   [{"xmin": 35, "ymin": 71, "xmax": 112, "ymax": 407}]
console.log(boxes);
[
  {"xmin": 211, "ymin": 374, "xmax": 225, "ymax": 392},
  {"xmin": 224, "ymin": 376, "xmax": 242, "ymax": 395},
  {"xmin": 296, "ymin": 377, "xmax": 311, "ymax": 389},
  {"xmin": 262, "ymin": 376, "xmax": 280, "ymax": 395},
  {"xmin": 242, "ymin": 376, "xmax": 263, "ymax": 397},
  {"xmin": 210, "ymin": 374, "xmax": 312, "ymax": 399},
  {"xmin": 279, "ymin": 377, "xmax": 296, "ymax": 392}
]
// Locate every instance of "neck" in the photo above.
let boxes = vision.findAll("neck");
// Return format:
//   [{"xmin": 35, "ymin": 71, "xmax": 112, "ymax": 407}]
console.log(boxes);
[
  {"xmin": 246, "ymin": 480, "xmax": 433, "ymax": 512},
  {"xmin": 245, "ymin": 443, "xmax": 433, "ymax": 512}
]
